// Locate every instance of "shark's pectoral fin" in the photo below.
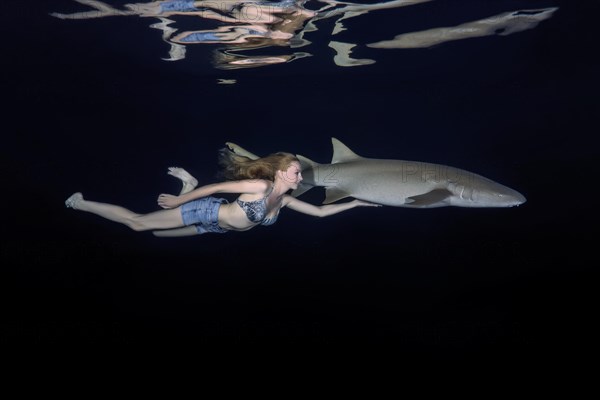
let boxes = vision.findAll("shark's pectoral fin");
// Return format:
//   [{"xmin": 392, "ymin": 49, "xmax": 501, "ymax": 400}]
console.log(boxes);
[
  {"xmin": 405, "ymin": 189, "xmax": 452, "ymax": 207},
  {"xmin": 323, "ymin": 187, "xmax": 352, "ymax": 204},
  {"xmin": 291, "ymin": 182, "xmax": 314, "ymax": 198}
]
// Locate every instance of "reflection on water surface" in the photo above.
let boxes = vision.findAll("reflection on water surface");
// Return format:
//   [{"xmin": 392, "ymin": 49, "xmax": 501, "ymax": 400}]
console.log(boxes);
[{"xmin": 51, "ymin": 0, "xmax": 558, "ymax": 69}]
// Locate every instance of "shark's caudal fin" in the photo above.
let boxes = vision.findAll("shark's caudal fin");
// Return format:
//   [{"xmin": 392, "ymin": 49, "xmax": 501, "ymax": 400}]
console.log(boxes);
[
  {"xmin": 331, "ymin": 137, "xmax": 363, "ymax": 164},
  {"xmin": 291, "ymin": 154, "xmax": 319, "ymax": 197},
  {"xmin": 225, "ymin": 142, "xmax": 260, "ymax": 160}
]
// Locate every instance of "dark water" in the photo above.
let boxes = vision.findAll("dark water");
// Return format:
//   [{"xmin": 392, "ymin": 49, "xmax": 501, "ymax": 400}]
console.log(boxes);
[{"xmin": 1, "ymin": 0, "xmax": 597, "ymax": 354}]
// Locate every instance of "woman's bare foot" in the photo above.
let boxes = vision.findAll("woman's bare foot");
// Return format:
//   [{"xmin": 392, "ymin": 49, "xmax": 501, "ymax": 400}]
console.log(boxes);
[
  {"xmin": 167, "ymin": 167, "xmax": 198, "ymax": 188},
  {"xmin": 65, "ymin": 192, "xmax": 83, "ymax": 209}
]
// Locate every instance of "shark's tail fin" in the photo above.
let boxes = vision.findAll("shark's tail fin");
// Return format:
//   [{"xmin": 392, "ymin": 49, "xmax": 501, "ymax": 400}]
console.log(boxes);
[
  {"xmin": 296, "ymin": 153, "xmax": 319, "ymax": 170},
  {"xmin": 291, "ymin": 154, "xmax": 319, "ymax": 197},
  {"xmin": 225, "ymin": 142, "xmax": 260, "ymax": 160}
]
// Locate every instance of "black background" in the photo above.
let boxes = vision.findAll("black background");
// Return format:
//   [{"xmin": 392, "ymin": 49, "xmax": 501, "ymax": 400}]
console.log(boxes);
[{"xmin": 1, "ymin": 0, "xmax": 596, "ymax": 357}]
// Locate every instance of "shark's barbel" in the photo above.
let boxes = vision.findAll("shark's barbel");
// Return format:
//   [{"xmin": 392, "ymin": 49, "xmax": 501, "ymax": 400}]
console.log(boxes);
[{"xmin": 226, "ymin": 138, "xmax": 526, "ymax": 208}]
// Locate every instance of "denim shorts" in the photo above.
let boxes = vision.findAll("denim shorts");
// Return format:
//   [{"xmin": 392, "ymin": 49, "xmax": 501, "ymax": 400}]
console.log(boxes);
[
  {"xmin": 160, "ymin": 0, "xmax": 199, "ymax": 13},
  {"xmin": 180, "ymin": 197, "xmax": 229, "ymax": 234}
]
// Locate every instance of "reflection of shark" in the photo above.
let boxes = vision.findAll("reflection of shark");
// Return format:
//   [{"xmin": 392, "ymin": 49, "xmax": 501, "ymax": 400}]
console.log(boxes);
[
  {"xmin": 368, "ymin": 7, "xmax": 558, "ymax": 49},
  {"xmin": 226, "ymin": 138, "xmax": 526, "ymax": 208}
]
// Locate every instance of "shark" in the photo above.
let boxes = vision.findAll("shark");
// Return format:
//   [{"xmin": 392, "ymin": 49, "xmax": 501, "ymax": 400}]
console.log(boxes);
[
  {"xmin": 225, "ymin": 138, "xmax": 526, "ymax": 208},
  {"xmin": 367, "ymin": 7, "xmax": 559, "ymax": 49}
]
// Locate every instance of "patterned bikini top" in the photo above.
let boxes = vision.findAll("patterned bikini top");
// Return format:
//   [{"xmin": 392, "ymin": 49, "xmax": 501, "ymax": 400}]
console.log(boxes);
[{"xmin": 236, "ymin": 184, "xmax": 280, "ymax": 226}]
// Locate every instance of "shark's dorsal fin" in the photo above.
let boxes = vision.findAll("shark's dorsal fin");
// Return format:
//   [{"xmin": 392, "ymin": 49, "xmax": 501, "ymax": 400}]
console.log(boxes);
[
  {"xmin": 323, "ymin": 187, "xmax": 351, "ymax": 204},
  {"xmin": 331, "ymin": 137, "xmax": 362, "ymax": 164},
  {"xmin": 405, "ymin": 189, "xmax": 452, "ymax": 207}
]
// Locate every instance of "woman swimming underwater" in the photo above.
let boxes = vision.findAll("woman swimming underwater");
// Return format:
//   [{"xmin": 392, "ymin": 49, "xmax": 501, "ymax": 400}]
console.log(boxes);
[{"xmin": 64, "ymin": 148, "xmax": 379, "ymax": 237}]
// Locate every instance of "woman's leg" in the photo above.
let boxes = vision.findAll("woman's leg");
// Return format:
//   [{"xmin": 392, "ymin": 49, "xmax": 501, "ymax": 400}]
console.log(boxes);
[
  {"xmin": 167, "ymin": 167, "xmax": 198, "ymax": 195},
  {"xmin": 144, "ymin": 167, "xmax": 201, "ymax": 237},
  {"xmin": 153, "ymin": 226, "xmax": 199, "ymax": 237},
  {"xmin": 65, "ymin": 192, "xmax": 184, "ymax": 231},
  {"xmin": 65, "ymin": 168, "xmax": 201, "ymax": 234},
  {"xmin": 148, "ymin": 167, "xmax": 200, "ymax": 237}
]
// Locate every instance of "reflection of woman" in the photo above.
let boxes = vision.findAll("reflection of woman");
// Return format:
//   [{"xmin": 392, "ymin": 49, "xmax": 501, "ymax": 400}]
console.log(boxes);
[
  {"xmin": 65, "ymin": 148, "xmax": 378, "ymax": 237},
  {"xmin": 51, "ymin": 0, "xmax": 446, "ymax": 68},
  {"xmin": 51, "ymin": 0, "xmax": 318, "ymax": 67},
  {"xmin": 52, "ymin": 1, "xmax": 313, "ymax": 31},
  {"xmin": 132, "ymin": 0, "xmax": 316, "ymax": 44}
]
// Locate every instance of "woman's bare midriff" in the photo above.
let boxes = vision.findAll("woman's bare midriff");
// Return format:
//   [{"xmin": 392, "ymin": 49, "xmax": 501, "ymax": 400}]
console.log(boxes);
[{"xmin": 217, "ymin": 202, "xmax": 258, "ymax": 231}]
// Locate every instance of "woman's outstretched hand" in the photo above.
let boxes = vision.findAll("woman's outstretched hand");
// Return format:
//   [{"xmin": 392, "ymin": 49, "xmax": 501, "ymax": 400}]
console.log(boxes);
[
  {"xmin": 158, "ymin": 193, "xmax": 181, "ymax": 209},
  {"xmin": 353, "ymin": 199, "xmax": 383, "ymax": 207}
]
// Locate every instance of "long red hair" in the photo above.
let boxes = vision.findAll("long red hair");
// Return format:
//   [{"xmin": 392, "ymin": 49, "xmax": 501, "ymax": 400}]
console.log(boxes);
[{"xmin": 218, "ymin": 148, "xmax": 299, "ymax": 181}]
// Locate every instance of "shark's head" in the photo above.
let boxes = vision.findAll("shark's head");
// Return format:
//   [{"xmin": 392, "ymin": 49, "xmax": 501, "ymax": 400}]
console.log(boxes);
[
  {"xmin": 468, "ymin": 179, "xmax": 527, "ymax": 208},
  {"xmin": 446, "ymin": 171, "xmax": 526, "ymax": 208},
  {"xmin": 477, "ymin": 187, "xmax": 526, "ymax": 207}
]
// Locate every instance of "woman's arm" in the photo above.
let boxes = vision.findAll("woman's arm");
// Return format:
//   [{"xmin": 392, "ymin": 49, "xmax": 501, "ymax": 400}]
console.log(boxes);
[
  {"xmin": 283, "ymin": 195, "xmax": 381, "ymax": 217},
  {"xmin": 157, "ymin": 179, "xmax": 269, "ymax": 209}
]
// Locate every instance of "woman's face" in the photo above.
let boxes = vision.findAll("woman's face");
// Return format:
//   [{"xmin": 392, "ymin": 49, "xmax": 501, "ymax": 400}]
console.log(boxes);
[{"xmin": 279, "ymin": 161, "xmax": 303, "ymax": 189}]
